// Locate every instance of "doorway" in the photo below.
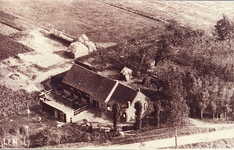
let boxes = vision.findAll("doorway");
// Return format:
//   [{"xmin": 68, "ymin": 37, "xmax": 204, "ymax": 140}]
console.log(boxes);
[{"xmin": 93, "ymin": 100, "xmax": 99, "ymax": 108}]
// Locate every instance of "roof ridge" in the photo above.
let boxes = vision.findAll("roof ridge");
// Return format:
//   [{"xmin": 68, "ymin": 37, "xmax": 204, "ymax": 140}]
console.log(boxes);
[
  {"xmin": 72, "ymin": 63, "xmax": 116, "ymax": 81},
  {"xmin": 105, "ymin": 80, "xmax": 119, "ymax": 103}
]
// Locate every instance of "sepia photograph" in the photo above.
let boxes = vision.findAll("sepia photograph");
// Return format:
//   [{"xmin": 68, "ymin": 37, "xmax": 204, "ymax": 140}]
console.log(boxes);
[{"xmin": 0, "ymin": 0, "xmax": 234, "ymax": 149}]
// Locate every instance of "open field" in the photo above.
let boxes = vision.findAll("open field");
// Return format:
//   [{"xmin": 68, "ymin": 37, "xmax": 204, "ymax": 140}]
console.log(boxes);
[
  {"xmin": 104, "ymin": 1, "xmax": 234, "ymax": 33},
  {"xmin": 2, "ymin": 1, "xmax": 233, "ymax": 42},
  {"xmin": 1, "ymin": 0, "xmax": 164, "ymax": 43}
]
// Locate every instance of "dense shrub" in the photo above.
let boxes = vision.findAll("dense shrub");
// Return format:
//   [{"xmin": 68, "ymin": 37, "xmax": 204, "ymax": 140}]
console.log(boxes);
[
  {"xmin": 0, "ymin": 126, "xmax": 5, "ymax": 140},
  {"xmin": 0, "ymin": 85, "xmax": 38, "ymax": 119},
  {"xmin": 19, "ymin": 126, "xmax": 27, "ymax": 135},
  {"xmin": 9, "ymin": 127, "xmax": 18, "ymax": 135},
  {"xmin": 214, "ymin": 15, "xmax": 234, "ymax": 41},
  {"xmin": 37, "ymin": 129, "xmax": 51, "ymax": 146}
]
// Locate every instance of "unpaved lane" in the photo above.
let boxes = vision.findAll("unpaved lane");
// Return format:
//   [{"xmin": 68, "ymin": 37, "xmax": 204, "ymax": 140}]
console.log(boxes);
[
  {"xmin": 79, "ymin": 128, "xmax": 234, "ymax": 149},
  {"xmin": 189, "ymin": 118, "xmax": 234, "ymax": 129}
]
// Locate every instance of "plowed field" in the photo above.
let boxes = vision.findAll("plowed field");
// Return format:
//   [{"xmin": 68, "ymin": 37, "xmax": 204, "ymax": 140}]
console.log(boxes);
[
  {"xmin": 1, "ymin": 0, "xmax": 233, "ymax": 42},
  {"xmin": 0, "ymin": 0, "xmax": 164, "ymax": 43},
  {"xmin": 104, "ymin": 1, "xmax": 234, "ymax": 33}
]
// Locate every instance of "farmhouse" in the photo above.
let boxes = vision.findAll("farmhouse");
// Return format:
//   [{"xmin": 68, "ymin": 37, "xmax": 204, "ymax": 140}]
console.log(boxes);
[{"xmin": 40, "ymin": 64, "xmax": 152, "ymax": 123}]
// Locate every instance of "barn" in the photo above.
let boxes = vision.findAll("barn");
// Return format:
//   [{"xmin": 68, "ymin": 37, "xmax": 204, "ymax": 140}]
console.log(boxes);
[{"xmin": 40, "ymin": 64, "xmax": 152, "ymax": 122}]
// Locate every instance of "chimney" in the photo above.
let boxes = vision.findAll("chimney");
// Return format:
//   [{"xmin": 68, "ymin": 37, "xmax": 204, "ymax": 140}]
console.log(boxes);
[
  {"xmin": 127, "ymin": 101, "xmax": 131, "ymax": 108},
  {"xmin": 137, "ymin": 88, "xmax": 140, "ymax": 92}
]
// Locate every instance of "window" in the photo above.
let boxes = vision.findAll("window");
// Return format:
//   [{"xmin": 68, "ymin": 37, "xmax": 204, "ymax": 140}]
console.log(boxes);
[
  {"xmin": 144, "ymin": 103, "xmax": 147, "ymax": 110},
  {"xmin": 107, "ymin": 105, "xmax": 110, "ymax": 111},
  {"xmin": 77, "ymin": 90, "xmax": 81, "ymax": 94}
]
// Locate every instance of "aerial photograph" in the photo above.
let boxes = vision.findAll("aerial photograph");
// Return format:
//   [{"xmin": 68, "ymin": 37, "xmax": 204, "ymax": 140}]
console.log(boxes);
[{"xmin": 0, "ymin": 0, "xmax": 234, "ymax": 149}]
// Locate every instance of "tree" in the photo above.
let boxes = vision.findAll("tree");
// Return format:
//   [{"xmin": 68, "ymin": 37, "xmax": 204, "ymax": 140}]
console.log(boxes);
[
  {"xmin": 112, "ymin": 103, "xmax": 120, "ymax": 131},
  {"xmin": 154, "ymin": 100, "xmax": 161, "ymax": 127},
  {"xmin": 183, "ymin": 71, "xmax": 199, "ymax": 118},
  {"xmin": 167, "ymin": 91, "xmax": 189, "ymax": 127},
  {"xmin": 198, "ymin": 89, "xmax": 209, "ymax": 119},
  {"xmin": 134, "ymin": 101, "xmax": 143, "ymax": 130},
  {"xmin": 155, "ymin": 37, "xmax": 172, "ymax": 66},
  {"xmin": 216, "ymin": 99, "xmax": 225, "ymax": 119},
  {"xmin": 231, "ymin": 94, "xmax": 234, "ymax": 119},
  {"xmin": 214, "ymin": 15, "xmax": 234, "ymax": 41},
  {"xmin": 164, "ymin": 73, "xmax": 189, "ymax": 127},
  {"xmin": 210, "ymin": 100, "xmax": 217, "ymax": 119},
  {"xmin": 20, "ymin": 126, "xmax": 27, "ymax": 145},
  {"xmin": 0, "ymin": 126, "xmax": 5, "ymax": 148}
]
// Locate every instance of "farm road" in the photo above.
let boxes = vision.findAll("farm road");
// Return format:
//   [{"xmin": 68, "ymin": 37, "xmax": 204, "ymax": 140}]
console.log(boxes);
[{"xmin": 80, "ymin": 128, "xmax": 234, "ymax": 149}]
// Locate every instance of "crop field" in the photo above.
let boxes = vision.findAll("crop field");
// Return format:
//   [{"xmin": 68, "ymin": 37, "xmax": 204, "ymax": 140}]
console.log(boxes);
[
  {"xmin": 1, "ymin": 1, "xmax": 233, "ymax": 43},
  {"xmin": 104, "ymin": 1, "xmax": 234, "ymax": 33},
  {"xmin": 0, "ymin": 0, "xmax": 164, "ymax": 43}
]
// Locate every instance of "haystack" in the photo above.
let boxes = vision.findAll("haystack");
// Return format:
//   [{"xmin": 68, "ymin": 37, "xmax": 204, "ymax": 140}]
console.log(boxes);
[
  {"xmin": 67, "ymin": 34, "xmax": 97, "ymax": 58},
  {"xmin": 67, "ymin": 42, "xmax": 89, "ymax": 58},
  {"xmin": 77, "ymin": 34, "xmax": 97, "ymax": 52}
]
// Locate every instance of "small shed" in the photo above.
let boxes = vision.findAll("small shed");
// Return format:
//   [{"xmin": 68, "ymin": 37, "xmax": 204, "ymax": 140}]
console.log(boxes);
[{"xmin": 121, "ymin": 67, "xmax": 133, "ymax": 81}]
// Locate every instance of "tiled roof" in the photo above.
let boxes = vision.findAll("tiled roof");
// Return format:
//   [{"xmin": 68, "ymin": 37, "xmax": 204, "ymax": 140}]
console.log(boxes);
[
  {"xmin": 108, "ymin": 84, "xmax": 138, "ymax": 108},
  {"xmin": 62, "ymin": 64, "xmax": 117, "ymax": 101}
]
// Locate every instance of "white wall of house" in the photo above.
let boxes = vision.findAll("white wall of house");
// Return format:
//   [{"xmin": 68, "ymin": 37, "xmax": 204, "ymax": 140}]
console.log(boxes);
[
  {"xmin": 66, "ymin": 110, "xmax": 74, "ymax": 123},
  {"xmin": 125, "ymin": 92, "xmax": 149, "ymax": 122}
]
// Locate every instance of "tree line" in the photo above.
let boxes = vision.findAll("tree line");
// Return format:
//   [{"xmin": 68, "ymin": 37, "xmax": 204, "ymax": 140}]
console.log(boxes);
[{"xmin": 111, "ymin": 15, "xmax": 234, "ymax": 130}]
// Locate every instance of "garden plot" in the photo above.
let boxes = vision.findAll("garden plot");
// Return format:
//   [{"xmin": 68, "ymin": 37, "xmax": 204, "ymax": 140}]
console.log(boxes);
[
  {"xmin": 17, "ymin": 29, "xmax": 69, "ymax": 68},
  {"xmin": 0, "ymin": 61, "xmax": 40, "ymax": 92},
  {"xmin": 0, "ymin": 28, "xmax": 73, "ymax": 92}
]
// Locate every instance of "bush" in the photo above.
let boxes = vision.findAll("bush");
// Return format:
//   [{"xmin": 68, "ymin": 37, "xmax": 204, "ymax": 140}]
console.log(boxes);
[
  {"xmin": 9, "ymin": 127, "xmax": 18, "ymax": 135},
  {"xmin": 59, "ymin": 134, "xmax": 68, "ymax": 144},
  {"xmin": 19, "ymin": 126, "xmax": 27, "ymax": 135},
  {"xmin": 0, "ymin": 85, "xmax": 38, "ymax": 119},
  {"xmin": 0, "ymin": 126, "xmax": 5, "ymax": 139},
  {"xmin": 214, "ymin": 15, "xmax": 234, "ymax": 41},
  {"xmin": 49, "ymin": 133, "xmax": 60, "ymax": 145},
  {"xmin": 81, "ymin": 133, "xmax": 91, "ymax": 142},
  {"xmin": 37, "ymin": 129, "xmax": 51, "ymax": 146}
]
